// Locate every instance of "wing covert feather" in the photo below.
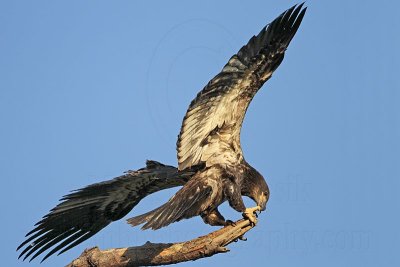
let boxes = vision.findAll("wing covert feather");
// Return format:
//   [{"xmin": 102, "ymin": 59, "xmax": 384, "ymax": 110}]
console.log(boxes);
[{"xmin": 177, "ymin": 4, "xmax": 307, "ymax": 170}]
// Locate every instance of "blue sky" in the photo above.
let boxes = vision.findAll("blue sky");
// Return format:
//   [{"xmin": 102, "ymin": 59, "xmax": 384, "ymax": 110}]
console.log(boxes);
[{"xmin": 1, "ymin": 1, "xmax": 399, "ymax": 266}]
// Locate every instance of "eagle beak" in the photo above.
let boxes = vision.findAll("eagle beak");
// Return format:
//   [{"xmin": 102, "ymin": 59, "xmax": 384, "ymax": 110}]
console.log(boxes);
[
  {"xmin": 260, "ymin": 192, "xmax": 267, "ymax": 211},
  {"xmin": 261, "ymin": 202, "xmax": 266, "ymax": 211}
]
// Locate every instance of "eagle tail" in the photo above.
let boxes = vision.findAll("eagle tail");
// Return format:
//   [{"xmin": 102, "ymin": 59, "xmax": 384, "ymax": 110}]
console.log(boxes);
[
  {"xmin": 128, "ymin": 176, "xmax": 212, "ymax": 230},
  {"xmin": 127, "ymin": 203, "xmax": 168, "ymax": 227},
  {"xmin": 17, "ymin": 160, "xmax": 193, "ymax": 262}
]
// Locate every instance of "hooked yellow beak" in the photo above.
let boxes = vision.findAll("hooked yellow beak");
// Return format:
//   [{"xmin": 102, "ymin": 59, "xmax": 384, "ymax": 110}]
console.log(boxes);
[{"xmin": 259, "ymin": 192, "xmax": 268, "ymax": 211}]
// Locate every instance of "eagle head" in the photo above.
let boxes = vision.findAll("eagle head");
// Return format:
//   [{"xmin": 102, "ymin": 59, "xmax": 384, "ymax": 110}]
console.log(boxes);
[
  {"xmin": 253, "ymin": 178, "xmax": 269, "ymax": 211},
  {"xmin": 242, "ymin": 165, "xmax": 269, "ymax": 211}
]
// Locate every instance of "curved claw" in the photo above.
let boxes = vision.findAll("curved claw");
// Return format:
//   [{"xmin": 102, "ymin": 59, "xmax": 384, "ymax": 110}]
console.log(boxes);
[
  {"xmin": 225, "ymin": 220, "xmax": 236, "ymax": 227},
  {"xmin": 238, "ymin": 235, "xmax": 247, "ymax": 241},
  {"xmin": 242, "ymin": 206, "xmax": 261, "ymax": 225},
  {"xmin": 233, "ymin": 234, "xmax": 247, "ymax": 242}
]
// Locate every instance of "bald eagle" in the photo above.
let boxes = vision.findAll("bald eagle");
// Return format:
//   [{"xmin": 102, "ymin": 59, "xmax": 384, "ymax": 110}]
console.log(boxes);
[{"xmin": 18, "ymin": 4, "xmax": 306, "ymax": 262}]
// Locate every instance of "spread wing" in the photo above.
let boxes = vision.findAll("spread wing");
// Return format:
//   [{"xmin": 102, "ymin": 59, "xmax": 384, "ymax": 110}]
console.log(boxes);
[
  {"xmin": 177, "ymin": 4, "xmax": 306, "ymax": 170},
  {"xmin": 17, "ymin": 161, "xmax": 193, "ymax": 262}
]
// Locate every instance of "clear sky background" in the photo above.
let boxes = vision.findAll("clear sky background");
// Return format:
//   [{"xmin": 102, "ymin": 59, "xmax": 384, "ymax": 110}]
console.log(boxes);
[{"xmin": 1, "ymin": 1, "xmax": 399, "ymax": 266}]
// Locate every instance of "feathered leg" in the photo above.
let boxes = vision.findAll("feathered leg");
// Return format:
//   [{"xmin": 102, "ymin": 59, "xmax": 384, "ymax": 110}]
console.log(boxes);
[
  {"xmin": 201, "ymin": 208, "xmax": 235, "ymax": 227},
  {"xmin": 224, "ymin": 181, "xmax": 246, "ymax": 212},
  {"xmin": 224, "ymin": 181, "xmax": 260, "ymax": 225}
]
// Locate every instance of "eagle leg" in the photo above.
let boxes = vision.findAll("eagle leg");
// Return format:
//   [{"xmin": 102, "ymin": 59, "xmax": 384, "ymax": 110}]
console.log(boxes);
[
  {"xmin": 224, "ymin": 181, "xmax": 247, "ymax": 213},
  {"xmin": 201, "ymin": 209, "xmax": 235, "ymax": 227},
  {"xmin": 242, "ymin": 205, "xmax": 261, "ymax": 225}
]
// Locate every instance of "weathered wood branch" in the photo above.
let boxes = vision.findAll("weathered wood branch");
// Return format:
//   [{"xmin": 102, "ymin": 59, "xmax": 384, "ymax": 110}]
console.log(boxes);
[{"xmin": 66, "ymin": 218, "xmax": 257, "ymax": 267}]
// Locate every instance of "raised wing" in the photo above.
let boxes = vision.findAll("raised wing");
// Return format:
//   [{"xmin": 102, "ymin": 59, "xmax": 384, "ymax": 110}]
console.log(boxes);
[
  {"xmin": 177, "ymin": 4, "xmax": 306, "ymax": 170},
  {"xmin": 17, "ymin": 161, "xmax": 193, "ymax": 262}
]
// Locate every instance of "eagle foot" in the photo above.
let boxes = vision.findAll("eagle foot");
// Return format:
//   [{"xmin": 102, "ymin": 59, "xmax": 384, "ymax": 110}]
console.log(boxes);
[{"xmin": 242, "ymin": 205, "xmax": 261, "ymax": 226}]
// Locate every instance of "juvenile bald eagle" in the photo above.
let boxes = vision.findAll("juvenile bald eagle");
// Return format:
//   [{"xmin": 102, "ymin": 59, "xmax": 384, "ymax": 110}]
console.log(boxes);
[{"xmin": 18, "ymin": 4, "xmax": 306, "ymax": 262}]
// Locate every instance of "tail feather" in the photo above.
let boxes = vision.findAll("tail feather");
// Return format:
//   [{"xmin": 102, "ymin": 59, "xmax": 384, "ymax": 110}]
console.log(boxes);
[
  {"xmin": 128, "ymin": 176, "xmax": 212, "ymax": 230},
  {"xmin": 127, "ymin": 204, "xmax": 167, "ymax": 228}
]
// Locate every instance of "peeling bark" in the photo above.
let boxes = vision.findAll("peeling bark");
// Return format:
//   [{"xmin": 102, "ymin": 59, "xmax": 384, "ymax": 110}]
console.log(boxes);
[{"xmin": 66, "ymin": 218, "xmax": 256, "ymax": 267}]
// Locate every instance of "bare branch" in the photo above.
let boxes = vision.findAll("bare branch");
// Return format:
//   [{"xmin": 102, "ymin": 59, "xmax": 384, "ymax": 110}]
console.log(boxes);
[{"xmin": 66, "ymin": 218, "xmax": 256, "ymax": 267}]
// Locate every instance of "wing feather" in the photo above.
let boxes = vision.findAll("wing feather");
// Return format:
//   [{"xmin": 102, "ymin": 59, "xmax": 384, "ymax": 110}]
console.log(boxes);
[
  {"xmin": 17, "ymin": 161, "xmax": 193, "ymax": 262},
  {"xmin": 177, "ymin": 4, "xmax": 307, "ymax": 170}
]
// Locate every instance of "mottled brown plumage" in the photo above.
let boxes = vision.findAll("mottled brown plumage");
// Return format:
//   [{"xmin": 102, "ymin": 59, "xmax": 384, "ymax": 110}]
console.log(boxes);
[
  {"xmin": 129, "ymin": 3, "xmax": 305, "ymax": 230},
  {"xmin": 17, "ymin": 4, "xmax": 306, "ymax": 262}
]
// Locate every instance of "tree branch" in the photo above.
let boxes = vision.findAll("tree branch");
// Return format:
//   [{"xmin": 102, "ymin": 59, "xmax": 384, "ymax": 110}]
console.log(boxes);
[{"xmin": 66, "ymin": 218, "xmax": 256, "ymax": 267}]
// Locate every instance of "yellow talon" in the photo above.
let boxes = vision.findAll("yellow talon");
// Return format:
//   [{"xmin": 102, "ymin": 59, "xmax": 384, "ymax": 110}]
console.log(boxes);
[{"xmin": 242, "ymin": 206, "xmax": 261, "ymax": 225}]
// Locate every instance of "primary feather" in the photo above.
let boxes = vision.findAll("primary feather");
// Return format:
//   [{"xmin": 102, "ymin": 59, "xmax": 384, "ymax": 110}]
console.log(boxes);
[
  {"xmin": 177, "ymin": 3, "xmax": 307, "ymax": 170},
  {"xmin": 17, "ymin": 161, "xmax": 193, "ymax": 262}
]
